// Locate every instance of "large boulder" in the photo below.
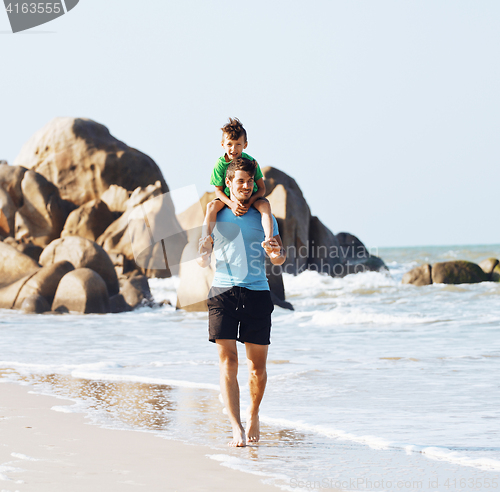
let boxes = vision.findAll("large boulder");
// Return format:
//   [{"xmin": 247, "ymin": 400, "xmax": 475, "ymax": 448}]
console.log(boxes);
[
  {"xmin": 13, "ymin": 261, "xmax": 74, "ymax": 309},
  {"xmin": 0, "ymin": 241, "xmax": 40, "ymax": 287},
  {"xmin": 98, "ymin": 181, "xmax": 186, "ymax": 278},
  {"xmin": 14, "ymin": 117, "xmax": 168, "ymax": 207},
  {"xmin": 402, "ymin": 264, "xmax": 432, "ymax": 286},
  {"xmin": 479, "ymin": 258, "xmax": 499, "ymax": 280},
  {"xmin": 61, "ymin": 199, "xmax": 115, "ymax": 241},
  {"xmin": 334, "ymin": 232, "xmax": 387, "ymax": 276},
  {"xmin": 52, "ymin": 268, "xmax": 110, "ymax": 314},
  {"xmin": 0, "ymin": 187, "xmax": 16, "ymax": 236},
  {"xmin": 307, "ymin": 216, "xmax": 342, "ymax": 276},
  {"xmin": 263, "ymin": 167, "xmax": 310, "ymax": 275},
  {"xmin": 432, "ymin": 261, "xmax": 488, "ymax": 284},
  {"xmin": 39, "ymin": 236, "xmax": 119, "ymax": 296},
  {"xmin": 14, "ymin": 170, "xmax": 73, "ymax": 247},
  {"xmin": 0, "ymin": 163, "xmax": 27, "ymax": 208},
  {"xmin": 118, "ymin": 274, "xmax": 153, "ymax": 309}
]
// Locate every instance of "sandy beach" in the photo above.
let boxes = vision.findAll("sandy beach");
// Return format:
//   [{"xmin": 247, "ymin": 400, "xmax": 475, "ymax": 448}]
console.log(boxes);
[{"xmin": 0, "ymin": 381, "xmax": 281, "ymax": 492}]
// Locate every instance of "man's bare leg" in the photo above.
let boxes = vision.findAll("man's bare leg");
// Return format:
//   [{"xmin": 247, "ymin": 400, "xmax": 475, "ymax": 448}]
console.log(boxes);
[
  {"xmin": 245, "ymin": 342, "xmax": 269, "ymax": 443},
  {"xmin": 216, "ymin": 340, "xmax": 246, "ymax": 447}
]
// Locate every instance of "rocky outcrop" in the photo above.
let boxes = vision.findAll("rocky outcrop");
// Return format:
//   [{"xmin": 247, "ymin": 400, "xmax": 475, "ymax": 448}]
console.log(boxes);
[
  {"xmin": 61, "ymin": 199, "xmax": 115, "ymax": 241},
  {"xmin": 52, "ymin": 268, "xmax": 110, "ymax": 314},
  {"xmin": 402, "ymin": 264, "xmax": 432, "ymax": 286},
  {"xmin": 0, "ymin": 163, "xmax": 27, "ymax": 208},
  {"xmin": 0, "ymin": 241, "xmax": 40, "ymax": 287},
  {"xmin": 39, "ymin": 236, "xmax": 119, "ymax": 296},
  {"xmin": 14, "ymin": 170, "xmax": 73, "ymax": 247},
  {"xmin": 100, "ymin": 184, "xmax": 131, "ymax": 213},
  {"xmin": 262, "ymin": 167, "xmax": 386, "ymax": 277},
  {"xmin": 0, "ymin": 261, "xmax": 73, "ymax": 310},
  {"xmin": 432, "ymin": 261, "xmax": 487, "ymax": 284},
  {"xmin": 334, "ymin": 232, "xmax": 387, "ymax": 277},
  {"xmin": 97, "ymin": 181, "xmax": 187, "ymax": 278},
  {"xmin": 14, "ymin": 117, "xmax": 168, "ymax": 207}
]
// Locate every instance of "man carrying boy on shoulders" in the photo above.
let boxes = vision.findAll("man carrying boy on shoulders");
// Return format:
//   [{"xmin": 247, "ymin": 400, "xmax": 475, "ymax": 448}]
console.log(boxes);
[{"xmin": 198, "ymin": 157, "xmax": 286, "ymax": 447}]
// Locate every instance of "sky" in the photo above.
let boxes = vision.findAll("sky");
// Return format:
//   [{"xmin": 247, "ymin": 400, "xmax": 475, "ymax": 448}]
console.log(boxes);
[{"xmin": 1, "ymin": 0, "xmax": 499, "ymax": 249}]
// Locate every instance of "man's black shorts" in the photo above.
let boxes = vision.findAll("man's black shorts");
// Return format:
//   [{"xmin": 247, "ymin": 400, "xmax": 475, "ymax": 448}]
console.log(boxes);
[{"xmin": 207, "ymin": 286, "xmax": 274, "ymax": 345}]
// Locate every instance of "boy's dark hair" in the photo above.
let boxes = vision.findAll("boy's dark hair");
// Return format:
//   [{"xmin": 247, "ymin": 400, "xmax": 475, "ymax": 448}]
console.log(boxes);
[
  {"xmin": 226, "ymin": 157, "xmax": 256, "ymax": 182},
  {"xmin": 221, "ymin": 117, "xmax": 247, "ymax": 142}
]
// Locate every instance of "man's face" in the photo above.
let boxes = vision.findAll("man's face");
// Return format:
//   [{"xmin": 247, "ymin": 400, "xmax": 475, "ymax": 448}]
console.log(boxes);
[
  {"xmin": 221, "ymin": 134, "xmax": 248, "ymax": 161},
  {"xmin": 226, "ymin": 170, "xmax": 254, "ymax": 202}
]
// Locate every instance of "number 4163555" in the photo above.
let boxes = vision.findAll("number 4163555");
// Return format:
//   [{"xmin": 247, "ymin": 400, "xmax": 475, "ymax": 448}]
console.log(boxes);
[{"xmin": 5, "ymin": 3, "xmax": 62, "ymax": 14}]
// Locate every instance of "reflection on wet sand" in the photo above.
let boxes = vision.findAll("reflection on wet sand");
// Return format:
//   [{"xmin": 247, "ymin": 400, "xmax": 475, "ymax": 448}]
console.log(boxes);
[{"xmin": 1, "ymin": 369, "xmax": 310, "ymax": 450}]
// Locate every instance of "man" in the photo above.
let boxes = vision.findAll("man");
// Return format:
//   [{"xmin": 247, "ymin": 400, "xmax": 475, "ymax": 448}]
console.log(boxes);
[{"xmin": 197, "ymin": 157, "xmax": 286, "ymax": 447}]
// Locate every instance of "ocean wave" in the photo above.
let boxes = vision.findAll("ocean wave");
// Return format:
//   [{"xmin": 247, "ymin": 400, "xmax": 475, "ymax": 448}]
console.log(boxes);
[{"xmin": 260, "ymin": 416, "xmax": 500, "ymax": 472}]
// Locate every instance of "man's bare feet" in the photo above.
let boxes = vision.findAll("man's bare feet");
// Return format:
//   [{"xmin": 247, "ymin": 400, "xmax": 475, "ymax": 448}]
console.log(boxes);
[
  {"xmin": 228, "ymin": 425, "xmax": 246, "ymax": 447},
  {"xmin": 246, "ymin": 413, "xmax": 260, "ymax": 443}
]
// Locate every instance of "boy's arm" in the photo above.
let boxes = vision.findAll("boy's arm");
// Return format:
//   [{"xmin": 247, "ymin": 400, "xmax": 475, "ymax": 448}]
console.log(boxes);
[
  {"xmin": 247, "ymin": 178, "xmax": 266, "ymax": 206},
  {"xmin": 214, "ymin": 186, "xmax": 233, "ymax": 208},
  {"xmin": 214, "ymin": 186, "xmax": 249, "ymax": 216}
]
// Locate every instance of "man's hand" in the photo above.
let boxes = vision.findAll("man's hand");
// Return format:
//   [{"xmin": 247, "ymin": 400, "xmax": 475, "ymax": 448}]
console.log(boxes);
[{"xmin": 229, "ymin": 199, "xmax": 249, "ymax": 216}]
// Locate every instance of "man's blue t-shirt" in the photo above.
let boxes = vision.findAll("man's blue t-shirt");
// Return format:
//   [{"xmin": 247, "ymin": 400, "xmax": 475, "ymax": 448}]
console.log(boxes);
[{"xmin": 211, "ymin": 207, "xmax": 279, "ymax": 291}]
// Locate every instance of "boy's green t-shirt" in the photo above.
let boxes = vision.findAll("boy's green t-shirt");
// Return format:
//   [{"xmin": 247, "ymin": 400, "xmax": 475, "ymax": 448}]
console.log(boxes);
[{"xmin": 210, "ymin": 152, "xmax": 264, "ymax": 197}]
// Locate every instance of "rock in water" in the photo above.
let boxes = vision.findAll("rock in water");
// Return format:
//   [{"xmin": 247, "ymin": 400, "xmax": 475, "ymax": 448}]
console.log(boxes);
[
  {"xmin": 14, "ymin": 117, "xmax": 168, "ymax": 207},
  {"xmin": 402, "ymin": 264, "xmax": 432, "ymax": 286},
  {"xmin": 21, "ymin": 295, "xmax": 50, "ymax": 314},
  {"xmin": 432, "ymin": 261, "xmax": 488, "ymax": 284},
  {"xmin": 13, "ymin": 261, "xmax": 75, "ymax": 309},
  {"xmin": 39, "ymin": 236, "xmax": 119, "ymax": 296},
  {"xmin": 52, "ymin": 268, "xmax": 110, "ymax": 314}
]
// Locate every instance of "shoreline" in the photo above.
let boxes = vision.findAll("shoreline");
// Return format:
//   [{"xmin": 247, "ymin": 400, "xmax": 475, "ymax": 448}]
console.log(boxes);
[{"xmin": 0, "ymin": 381, "xmax": 283, "ymax": 491}]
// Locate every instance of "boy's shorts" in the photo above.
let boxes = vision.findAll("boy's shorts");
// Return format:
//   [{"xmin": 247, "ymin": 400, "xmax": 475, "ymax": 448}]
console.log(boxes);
[{"xmin": 207, "ymin": 286, "xmax": 274, "ymax": 345}]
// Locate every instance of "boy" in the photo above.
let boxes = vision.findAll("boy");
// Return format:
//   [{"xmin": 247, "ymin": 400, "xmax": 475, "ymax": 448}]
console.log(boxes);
[{"xmin": 199, "ymin": 118, "xmax": 277, "ymax": 256}]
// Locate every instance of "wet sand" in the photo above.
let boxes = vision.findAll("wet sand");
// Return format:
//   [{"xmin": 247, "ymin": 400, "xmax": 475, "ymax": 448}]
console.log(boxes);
[{"xmin": 0, "ymin": 381, "xmax": 280, "ymax": 491}]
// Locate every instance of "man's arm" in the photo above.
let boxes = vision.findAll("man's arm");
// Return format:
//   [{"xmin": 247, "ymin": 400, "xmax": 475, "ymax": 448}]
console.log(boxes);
[{"xmin": 262, "ymin": 234, "xmax": 286, "ymax": 265}]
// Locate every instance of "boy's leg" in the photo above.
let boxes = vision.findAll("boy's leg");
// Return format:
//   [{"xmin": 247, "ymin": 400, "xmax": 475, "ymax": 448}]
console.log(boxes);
[
  {"xmin": 252, "ymin": 198, "xmax": 273, "ymax": 240},
  {"xmin": 200, "ymin": 199, "xmax": 226, "ymax": 254}
]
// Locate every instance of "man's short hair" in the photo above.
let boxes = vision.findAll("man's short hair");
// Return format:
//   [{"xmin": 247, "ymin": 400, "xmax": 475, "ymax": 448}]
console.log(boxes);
[
  {"xmin": 221, "ymin": 117, "xmax": 247, "ymax": 142},
  {"xmin": 226, "ymin": 157, "xmax": 257, "ymax": 182}
]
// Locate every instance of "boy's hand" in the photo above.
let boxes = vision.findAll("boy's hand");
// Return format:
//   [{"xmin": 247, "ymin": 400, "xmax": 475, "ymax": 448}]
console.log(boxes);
[
  {"xmin": 229, "ymin": 200, "xmax": 249, "ymax": 216},
  {"xmin": 262, "ymin": 238, "xmax": 281, "ymax": 259}
]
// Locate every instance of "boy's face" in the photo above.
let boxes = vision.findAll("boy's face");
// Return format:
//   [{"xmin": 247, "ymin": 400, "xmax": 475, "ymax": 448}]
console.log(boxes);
[
  {"xmin": 221, "ymin": 134, "xmax": 248, "ymax": 161},
  {"xmin": 226, "ymin": 170, "xmax": 254, "ymax": 202}
]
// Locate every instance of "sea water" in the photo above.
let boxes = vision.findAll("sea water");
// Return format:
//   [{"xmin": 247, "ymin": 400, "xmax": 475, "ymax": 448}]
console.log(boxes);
[{"xmin": 1, "ymin": 244, "xmax": 499, "ymax": 491}]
